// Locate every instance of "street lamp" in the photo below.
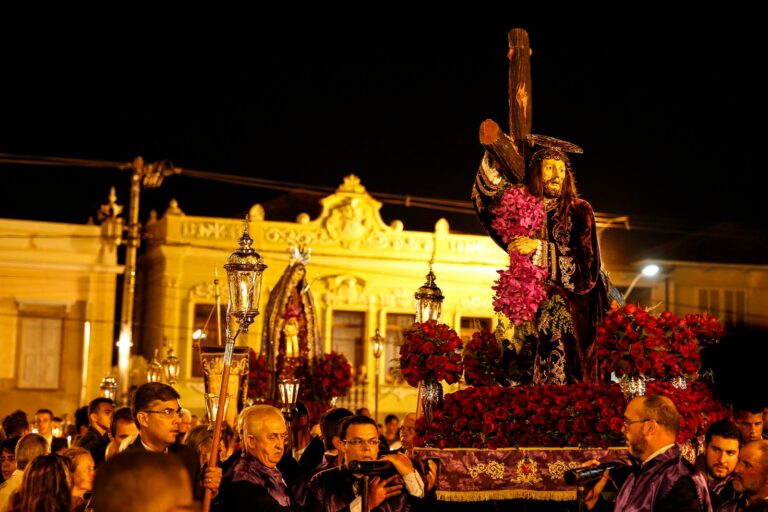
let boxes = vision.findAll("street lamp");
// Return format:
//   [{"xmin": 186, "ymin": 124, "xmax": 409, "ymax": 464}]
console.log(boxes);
[
  {"xmin": 371, "ymin": 329, "xmax": 384, "ymax": 423},
  {"xmin": 623, "ymin": 264, "xmax": 660, "ymax": 302},
  {"xmin": 203, "ymin": 217, "xmax": 267, "ymax": 512},
  {"xmin": 415, "ymin": 267, "xmax": 444, "ymax": 323}
]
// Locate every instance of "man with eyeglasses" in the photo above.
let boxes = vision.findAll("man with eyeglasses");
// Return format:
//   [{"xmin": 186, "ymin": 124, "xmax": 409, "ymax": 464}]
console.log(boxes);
[
  {"xmin": 125, "ymin": 382, "xmax": 221, "ymax": 502},
  {"xmin": 306, "ymin": 415, "xmax": 426, "ymax": 512},
  {"xmin": 586, "ymin": 394, "xmax": 711, "ymax": 511},
  {"xmin": 217, "ymin": 404, "xmax": 296, "ymax": 511}
]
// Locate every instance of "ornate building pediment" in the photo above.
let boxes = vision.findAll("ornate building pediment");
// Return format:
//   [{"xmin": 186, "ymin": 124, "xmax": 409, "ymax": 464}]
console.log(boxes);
[{"xmin": 318, "ymin": 175, "xmax": 393, "ymax": 249}]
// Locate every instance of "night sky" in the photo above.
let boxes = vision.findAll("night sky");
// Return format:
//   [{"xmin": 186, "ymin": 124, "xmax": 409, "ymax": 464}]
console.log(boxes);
[{"xmin": 1, "ymin": 12, "xmax": 765, "ymax": 237}]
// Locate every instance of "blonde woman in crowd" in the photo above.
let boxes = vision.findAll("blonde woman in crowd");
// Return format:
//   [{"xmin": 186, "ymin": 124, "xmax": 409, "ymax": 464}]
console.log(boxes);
[{"xmin": 61, "ymin": 447, "xmax": 95, "ymax": 512}]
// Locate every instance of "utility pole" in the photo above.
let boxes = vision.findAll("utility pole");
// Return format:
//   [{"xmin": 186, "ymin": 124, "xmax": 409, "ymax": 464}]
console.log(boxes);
[{"xmin": 116, "ymin": 156, "xmax": 179, "ymax": 405}]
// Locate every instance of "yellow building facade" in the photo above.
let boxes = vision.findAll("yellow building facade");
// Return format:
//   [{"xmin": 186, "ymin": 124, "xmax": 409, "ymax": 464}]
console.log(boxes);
[
  {"xmin": 0, "ymin": 218, "xmax": 121, "ymax": 419},
  {"xmin": 140, "ymin": 176, "xmax": 509, "ymax": 421}
]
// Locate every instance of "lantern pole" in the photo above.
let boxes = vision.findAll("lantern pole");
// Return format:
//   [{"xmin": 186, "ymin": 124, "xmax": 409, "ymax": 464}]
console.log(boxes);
[{"xmin": 202, "ymin": 217, "xmax": 266, "ymax": 512}]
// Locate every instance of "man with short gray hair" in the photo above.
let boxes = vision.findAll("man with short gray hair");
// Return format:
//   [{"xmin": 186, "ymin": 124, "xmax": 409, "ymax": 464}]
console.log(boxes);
[{"xmin": 217, "ymin": 404, "xmax": 293, "ymax": 510}]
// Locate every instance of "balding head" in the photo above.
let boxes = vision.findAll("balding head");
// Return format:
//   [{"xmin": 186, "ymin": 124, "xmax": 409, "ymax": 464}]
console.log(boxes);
[
  {"xmin": 623, "ymin": 394, "xmax": 680, "ymax": 461},
  {"xmin": 241, "ymin": 405, "xmax": 287, "ymax": 468},
  {"xmin": 733, "ymin": 439, "xmax": 768, "ymax": 500}
]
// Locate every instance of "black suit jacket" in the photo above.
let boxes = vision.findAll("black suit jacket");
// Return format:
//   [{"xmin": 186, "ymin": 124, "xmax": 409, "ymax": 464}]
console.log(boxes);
[{"xmin": 51, "ymin": 436, "xmax": 69, "ymax": 453}]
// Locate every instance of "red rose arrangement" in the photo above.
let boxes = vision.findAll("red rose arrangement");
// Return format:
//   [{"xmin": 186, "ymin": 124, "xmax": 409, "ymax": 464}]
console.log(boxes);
[
  {"xmin": 596, "ymin": 303, "xmax": 702, "ymax": 380},
  {"xmin": 462, "ymin": 328, "xmax": 508, "ymax": 387},
  {"xmin": 399, "ymin": 320, "xmax": 463, "ymax": 388},
  {"xmin": 684, "ymin": 312, "xmax": 725, "ymax": 348},
  {"xmin": 416, "ymin": 379, "xmax": 729, "ymax": 449},
  {"xmin": 247, "ymin": 348, "xmax": 270, "ymax": 400},
  {"xmin": 306, "ymin": 351, "xmax": 352, "ymax": 403},
  {"xmin": 415, "ymin": 382, "xmax": 627, "ymax": 449},
  {"xmin": 489, "ymin": 186, "xmax": 548, "ymax": 325}
]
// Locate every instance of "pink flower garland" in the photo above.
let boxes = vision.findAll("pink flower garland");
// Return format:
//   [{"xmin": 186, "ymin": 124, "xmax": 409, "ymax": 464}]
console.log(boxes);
[
  {"xmin": 490, "ymin": 186, "xmax": 546, "ymax": 243},
  {"xmin": 489, "ymin": 186, "xmax": 548, "ymax": 325},
  {"xmin": 492, "ymin": 253, "xmax": 548, "ymax": 325}
]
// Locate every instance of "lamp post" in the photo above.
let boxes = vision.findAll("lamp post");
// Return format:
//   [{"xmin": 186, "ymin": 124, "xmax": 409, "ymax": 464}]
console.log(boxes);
[
  {"xmin": 278, "ymin": 379, "xmax": 301, "ymax": 454},
  {"xmin": 371, "ymin": 329, "xmax": 384, "ymax": 424},
  {"xmin": 623, "ymin": 264, "xmax": 660, "ymax": 302},
  {"xmin": 202, "ymin": 217, "xmax": 267, "ymax": 512},
  {"xmin": 116, "ymin": 157, "xmax": 179, "ymax": 406},
  {"xmin": 415, "ymin": 267, "xmax": 444, "ymax": 323}
]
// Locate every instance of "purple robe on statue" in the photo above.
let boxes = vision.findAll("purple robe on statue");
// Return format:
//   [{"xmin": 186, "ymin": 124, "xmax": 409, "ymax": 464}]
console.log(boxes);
[
  {"xmin": 531, "ymin": 197, "xmax": 608, "ymax": 385},
  {"xmin": 614, "ymin": 445, "xmax": 712, "ymax": 512}
]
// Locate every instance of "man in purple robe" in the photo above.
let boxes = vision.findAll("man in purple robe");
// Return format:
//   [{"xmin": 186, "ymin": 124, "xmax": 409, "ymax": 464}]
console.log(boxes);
[
  {"xmin": 694, "ymin": 420, "xmax": 742, "ymax": 508},
  {"xmin": 718, "ymin": 439, "xmax": 768, "ymax": 511},
  {"xmin": 293, "ymin": 407, "xmax": 354, "ymax": 508},
  {"xmin": 305, "ymin": 415, "xmax": 426, "ymax": 512},
  {"xmin": 217, "ymin": 404, "xmax": 294, "ymax": 511},
  {"xmin": 588, "ymin": 394, "xmax": 711, "ymax": 511}
]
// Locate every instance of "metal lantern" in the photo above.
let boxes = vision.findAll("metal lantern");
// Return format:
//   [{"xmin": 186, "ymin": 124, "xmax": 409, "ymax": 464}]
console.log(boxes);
[
  {"xmin": 415, "ymin": 268, "xmax": 444, "ymax": 323},
  {"xmin": 278, "ymin": 378, "xmax": 300, "ymax": 453},
  {"xmin": 162, "ymin": 345, "xmax": 180, "ymax": 386},
  {"xmin": 147, "ymin": 349, "xmax": 163, "ymax": 383},
  {"xmin": 223, "ymin": 217, "xmax": 267, "ymax": 332},
  {"xmin": 99, "ymin": 374, "xmax": 118, "ymax": 400},
  {"xmin": 278, "ymin": 379, "xmax": 300, "ymax": 411},
  {"xmin": 371, "ymin": 329, "xmax": 384, "ymax": 359},
  {"xmin": 371, "ymin": 329, "xmax": 385, "ymax": 423}
]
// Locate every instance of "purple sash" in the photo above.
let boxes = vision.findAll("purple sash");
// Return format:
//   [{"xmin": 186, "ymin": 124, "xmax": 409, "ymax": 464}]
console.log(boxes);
[{"xmin": 231, "ymin": 453, "xmax": 291, "ymax": 507}]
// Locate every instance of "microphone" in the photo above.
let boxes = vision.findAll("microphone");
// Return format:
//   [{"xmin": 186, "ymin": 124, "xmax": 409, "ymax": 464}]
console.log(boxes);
[
  {"xmin": 564, "ymin": 462, "xmax": 623, "ymax": 485},
  {"xmin": 348, "ymin": 460, "xmax": 395, "ymax": 475}
]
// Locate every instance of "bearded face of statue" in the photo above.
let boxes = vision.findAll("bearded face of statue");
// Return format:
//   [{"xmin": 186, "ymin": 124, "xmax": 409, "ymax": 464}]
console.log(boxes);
[{"xmin": 541, "ymin": 158, "xmax": 566, "ymax": 198}]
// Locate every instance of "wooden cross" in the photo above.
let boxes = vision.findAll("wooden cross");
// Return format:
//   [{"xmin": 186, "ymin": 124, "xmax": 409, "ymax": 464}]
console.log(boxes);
[{"xmin": 478, "ymin": 28, "xmax": 533, "ymax": 184}]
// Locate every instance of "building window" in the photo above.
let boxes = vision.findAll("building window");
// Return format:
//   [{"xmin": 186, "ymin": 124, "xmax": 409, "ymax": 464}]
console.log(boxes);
[
  {"xmin": 190, "ymin": 303, "xmax": 227, "ymax": 378},
  {"xmin": 459, "ymin": 316, "xmax": 492, "ymax": 341},
  {"xmin": 384, "ymin": 313, "xmax": 415, "ymax": 384},
  {"xmin": 17, "ymin": 315, "xmax": 64, "ymax": 389},
  {"xmin": 698, "ymin": 288, "xmax": 746, "ymax": 329},
  {"xmin": 331, "ymin": 311, "xmax": 366, "ymax": 376}
]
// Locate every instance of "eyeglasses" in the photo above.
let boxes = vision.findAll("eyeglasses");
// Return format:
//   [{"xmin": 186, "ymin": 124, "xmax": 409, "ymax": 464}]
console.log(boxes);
[
  {"xmin": 142, "ymin": 408, "xmax": 183, "ymax": 419},
  {"xmin": 623, "ymin": 417, "xmax": 651, "ymax": 428},
  {"xmin": 343, "ymin": 438, "xmax": 382, "ymax": 448}
]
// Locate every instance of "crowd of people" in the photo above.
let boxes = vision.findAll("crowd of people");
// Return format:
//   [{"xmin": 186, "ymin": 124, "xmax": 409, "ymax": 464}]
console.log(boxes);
[
  {"xmin": 4, "ymin": 385, "xmax": 768, "ymax": 511},
  {"xmin": 0, "ymin": 385, "xmax": 437, "ymax": 511}
]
